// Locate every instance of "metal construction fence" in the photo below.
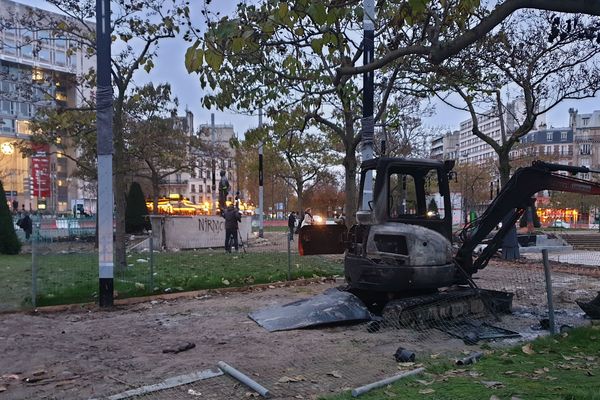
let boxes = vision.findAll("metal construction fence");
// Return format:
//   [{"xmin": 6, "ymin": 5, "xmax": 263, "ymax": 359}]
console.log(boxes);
[
  {"xmin": 2, "ymin": 218, "xmax": 600, "ymax": 399},
  {"xmin": 2, "ymin": 217, "xmax": 342, "ymax": 311}
]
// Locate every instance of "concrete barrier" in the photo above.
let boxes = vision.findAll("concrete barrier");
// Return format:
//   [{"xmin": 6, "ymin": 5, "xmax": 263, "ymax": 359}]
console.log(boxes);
[{"xmin": 149, "ymin": 215, "xmax": 251, "ymax": 250}]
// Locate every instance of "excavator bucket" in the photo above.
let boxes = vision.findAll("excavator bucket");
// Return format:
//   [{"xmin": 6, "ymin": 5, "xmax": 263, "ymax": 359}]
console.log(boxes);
[
  {"xmin": 248, "ymin": 288, "xmax": 372, "ymax": 332},
  {"xmin": 298, "ymin": 224, "xmax": 347, "ymax": 255}
]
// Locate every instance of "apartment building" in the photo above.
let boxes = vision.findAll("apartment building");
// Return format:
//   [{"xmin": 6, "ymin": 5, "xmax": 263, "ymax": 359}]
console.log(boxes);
[
  {"xmin": 0, "ymin": 0, "xmax": 95, "ymax": 213},
  {"xmin": 430, "ymin": 130, "xmax": 459, "ymax": 160},
  {"xmin": 570, "ymin": 109, "xmax": 600, "ymax": 179}
]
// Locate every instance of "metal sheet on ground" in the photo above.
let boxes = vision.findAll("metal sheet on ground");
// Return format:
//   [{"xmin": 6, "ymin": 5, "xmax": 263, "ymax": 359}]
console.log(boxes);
[{"xmin": 248, "ymin": 288, "xmax": 372, "ymax": 332}]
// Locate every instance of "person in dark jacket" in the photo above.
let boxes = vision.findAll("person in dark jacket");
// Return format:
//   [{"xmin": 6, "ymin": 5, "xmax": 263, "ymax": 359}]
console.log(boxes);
[
  {"xmin": 17, "ymin": 212, "xmax": 33, "ymax": 240},
  {"xmin": 222, "ymin": 204, "xmax": 241, "ymax": 252},
  {"xmin": 287, "ymin": 211, "xmax": 297, "ymax": 241}
]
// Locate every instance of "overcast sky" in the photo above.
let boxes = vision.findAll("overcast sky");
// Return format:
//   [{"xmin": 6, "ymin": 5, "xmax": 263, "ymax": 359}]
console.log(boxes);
[{"xmin": 22, "ymin": 0, "xmax": 600, "ymax": 137}]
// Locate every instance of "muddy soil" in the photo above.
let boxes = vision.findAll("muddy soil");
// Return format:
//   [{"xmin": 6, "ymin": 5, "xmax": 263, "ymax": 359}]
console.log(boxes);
[{"xmin": 0, "ymin": 260, "xmax": 599, "ymax": 400}]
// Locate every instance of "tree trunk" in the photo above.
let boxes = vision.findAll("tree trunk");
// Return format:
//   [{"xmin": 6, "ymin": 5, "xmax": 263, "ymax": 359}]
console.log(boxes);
[
  {"xmin": 498, "ymin": 149, "xmax": 519, "ymax": 259},
  {"xmin": 343, "ymin": 149, "xmax": 358, "ymax": 226},
  {"xmin": 152, "ymin": 172, "xmax": 160, "ymax": 215}
]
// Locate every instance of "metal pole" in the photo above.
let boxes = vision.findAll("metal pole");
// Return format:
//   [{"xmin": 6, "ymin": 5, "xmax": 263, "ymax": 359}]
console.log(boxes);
[
  {"xmin": 217, "ymin": 361, "xmax": 270, "ymax": 398},
  {"xmin": 258, "ymin": 108, "xmax": 264, "ymax": 238},
  {"xmin": 287, "ymin": 231, "xmax": 291, "ymax": 281},
  {"xmin": 149, "ymin": 234, "xmax": 154, "ymax": 292},
  {"xmin": 360, "ymin": 0, "xmax": 375, "ymax": 210},
  {"xmin": 96, "ymin": 0, "xmax": 114, "ymax": 307},
  {"xmin": 542, "ymin": 249, "xmax": 556, "ymax": 334},
  {"xmin": 352, "ymin": 368, "xmax": 424, "ymax": 397},
  {"xmin": 31, "ymin": 217, "xmax": 39, "ymax": 308},
  {"xmin": 211, "ymin": 113, "xmax": 216, "ymax": 214}
]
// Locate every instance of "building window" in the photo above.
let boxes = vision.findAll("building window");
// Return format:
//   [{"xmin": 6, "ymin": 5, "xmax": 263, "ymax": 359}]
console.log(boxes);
[
  {"xmin": 54, "ymin": 51, "xmax": 67, "ymax": 66},
  {"xmin": 199, "ymin": 185, "xmax": 203, "ymax": 193},
  {"xmin": 581, "ymin": 143, "xmax": 591, "ymax": 155},
  {"xmin": 561, "ymin": 131, "xmax": 567, "ymax": 141},
  {"xmin": 191, "ymin": 184, "xmax": 195, "ymax": 193},
  {"xmin": 38, "ymin": 47, "xmax": 51, "ymax": 62},
  {"xmin": 191, "ymin": 195, "xmax": 196, "ymax": 204},
  {"xmin": 21, "ymin": 43, "xmax": 34, "ymax": 59},
  {"xmin": 546, "ymin": 132, "xmax": 553, "ymax": 141}
]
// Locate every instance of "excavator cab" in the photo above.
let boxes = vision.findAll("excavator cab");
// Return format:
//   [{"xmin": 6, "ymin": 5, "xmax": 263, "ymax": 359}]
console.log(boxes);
[{"xmin": 299, "ymin": 157, "xmax": 458, "ymax": 292}]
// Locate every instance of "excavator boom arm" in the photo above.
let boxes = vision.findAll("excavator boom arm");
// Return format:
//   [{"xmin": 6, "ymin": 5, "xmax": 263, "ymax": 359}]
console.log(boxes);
[{"xmin": 455, "ymin": 161, "xmax": 600, "ymax": 274}]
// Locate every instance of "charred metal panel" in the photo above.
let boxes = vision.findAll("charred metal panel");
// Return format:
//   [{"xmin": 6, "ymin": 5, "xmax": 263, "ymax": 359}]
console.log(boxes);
[
  {"xmin": 374, "ymin": 234, "xmax": 408, "ymax": 255},
  {"xmin": 248, "ymin": 288, "xmax": 372, "ymax": 332},
  {"xmin": 365, "ymin": 222, "xmax": 452, "ymax": 266}
]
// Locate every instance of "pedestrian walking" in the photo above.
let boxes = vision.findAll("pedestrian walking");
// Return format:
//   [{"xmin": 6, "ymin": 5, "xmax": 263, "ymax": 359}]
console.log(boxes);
[
  {"xmin": 17, "ymin": 212, "xmax": 33, "ymax": 240},
  {"xmin": 222, "ymin": 204, "xmax": 241, "ymax": 252}
]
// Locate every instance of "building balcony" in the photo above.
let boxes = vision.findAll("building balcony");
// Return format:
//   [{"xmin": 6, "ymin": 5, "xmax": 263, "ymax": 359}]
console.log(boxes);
[{"xmin": 160, "ymin": 179, "xmax": 188, "ymax": 185}]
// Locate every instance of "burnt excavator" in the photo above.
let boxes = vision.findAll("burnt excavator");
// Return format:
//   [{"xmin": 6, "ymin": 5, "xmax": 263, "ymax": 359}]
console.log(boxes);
[{"xmin": 249, "ymin": 158, "xmax": 600, "ymax": 332}]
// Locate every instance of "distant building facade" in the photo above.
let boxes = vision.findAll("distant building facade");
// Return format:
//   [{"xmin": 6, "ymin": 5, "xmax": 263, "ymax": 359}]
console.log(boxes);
[
  {"xmin": 186, "ymin": 121, "xmax": 240, "ymax": 212},
  {"xmin": 430, "ymin": 131, "xmax": 459, "ymax": 160},
  {"xmin": 0, "ymin": 0, "xmax": 95, "ymax": 213}
]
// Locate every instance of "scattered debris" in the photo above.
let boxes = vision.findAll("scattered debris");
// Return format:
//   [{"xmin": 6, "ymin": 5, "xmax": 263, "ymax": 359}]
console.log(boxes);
[
  {"xmin": 162, "ymin": 342, "xmax": 196, "ymax": 354},
  {"xmin": 393, "ymin": 347, "xmax": 416, "ymax": 363},
  {"xmin": 187, "ymin": 388, "xmax": 202, "ymax": 396},
  {"xmin": 480, "ymin": 380, "xmax": 504, "ymax": 389},
  {"xmin": 218, "ymin": 361, "xmax": 270, "ymax": 398},
  {"xmin": 521, "ymin": 343, "xmax": 535, "ymax": 355},
  {"xmin": 277, "ymin": 375, "xmax": 306, "ymax": 383},
  {"xmin": 576, "ymin": 291, "xmax": 600, "ymax": 319},
  {"xmin": 351, "ymin": 368, "xmax": 425, "ymax": 397},
  {"xmin": 327, "ymin": 371, "xmax": 342, "ymax": 378},
  {"xmin": 456, "ymin": 352, "xmax": 484, "ymax": 366}
]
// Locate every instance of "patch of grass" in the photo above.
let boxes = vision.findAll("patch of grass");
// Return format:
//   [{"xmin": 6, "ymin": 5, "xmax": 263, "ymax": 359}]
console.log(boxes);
[
  {"xmin": 0, "ymin": 254, "xmax": 36, "ymax": 310},
  {"xmin": 1, "ymin": 251, "xmax": 342, "ymax": 307},
  {"xmin": 324, "ymin": 326, "xmax": 600, "ymax": 400}
]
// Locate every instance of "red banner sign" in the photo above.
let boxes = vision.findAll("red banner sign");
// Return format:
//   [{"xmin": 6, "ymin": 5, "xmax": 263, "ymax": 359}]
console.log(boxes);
[{"xmin": 31, "ymin": 144, "xmax": 51, "ymax": 198}]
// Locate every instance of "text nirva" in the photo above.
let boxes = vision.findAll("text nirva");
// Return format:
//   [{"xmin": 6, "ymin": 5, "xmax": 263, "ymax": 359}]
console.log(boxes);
[{"xmin": 198, "ymin": 218, "xmax": 224, "ymax": 233}]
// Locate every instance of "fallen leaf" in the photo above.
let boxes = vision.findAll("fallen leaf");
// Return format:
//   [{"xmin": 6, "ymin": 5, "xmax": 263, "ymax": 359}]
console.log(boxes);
[
  {"xmin": 533, "ymin": 369, "xmax": 546, "ymax": 375},
  {"xmin": 0, "ymin": 386, "xmax": 6, "ymax": 392},
  {"xmin": 245, "ymin": 391, "xmax": 259, "ymax": 397},
  {"xmin": 469, "ymin": 371, "xmax": 483, "ymax": 377},
  {"xmin": 327, "ymin": 371, "xmax": 342, "ymax": 378},
  {"xmin": 521, "ymin": 344, "xmax": 535, "ymax": 355},
  {"xmin": 419, "ymin": 388, "xmax": 435, "ymax": 394},
  {"xmin": 383, "ymin": 390, "xmax": 396, "ymax": 397},
  {"xmin": 562, "ymin": 355, "xmax": 576, "ymax": 361},
  {"xmin": 504, "ymin": 371, "xmax": 515, "ymax": 375},
  {"xmin": 221, "ymin": 279, "xmax": 230, "ymax": 286},
  {"xmin": 277, "ymin": 375, "xmax": 306, "ymax": 383},
  {"xmin": 430, "ymin": 353, "xmax": 440, "ymax": 359},
  {"xmin": 187, "ymin": 388, "xmax": 202, "ymax": 396},
  {"xmin": 481, "ymin": 381, "xmax": 504, "ymax": 389},
  {"xmin": 415, "ymin": 379, "xmax": 435, "ymax": 386},
  {"xmin": 586, "ymin": 370, "xmax": 595, "ymax": 376}
]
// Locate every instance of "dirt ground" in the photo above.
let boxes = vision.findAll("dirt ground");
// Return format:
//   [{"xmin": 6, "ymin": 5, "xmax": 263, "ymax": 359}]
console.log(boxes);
[{"xmin": 1, "ymin": 260, "xmax": 599, "ymax": 400}]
